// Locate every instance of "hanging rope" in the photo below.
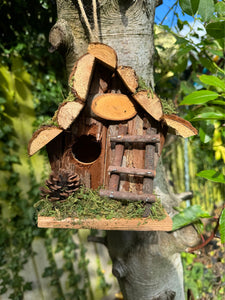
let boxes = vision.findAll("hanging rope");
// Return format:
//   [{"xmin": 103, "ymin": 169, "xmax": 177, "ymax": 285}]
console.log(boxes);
[
  {"xmin": 77, "ymin": 0, "xmax": 100, "ymax": 42},
  {"xmin": 92, "ymin": 0, "xmax": 100, "ymax": 40}
]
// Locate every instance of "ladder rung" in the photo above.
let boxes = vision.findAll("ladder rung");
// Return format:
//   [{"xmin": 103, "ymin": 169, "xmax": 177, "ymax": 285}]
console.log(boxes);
[
  {"xmin": 108, "ymin": 166, "xmax": 155, "ymax": 177},
  {"xmin": 110, "ymin": 134, "xmax": 160, "ymax": 144},
  {"xmin": 99, "ymin": 190, "xmax": 156, "ymax": 203}
]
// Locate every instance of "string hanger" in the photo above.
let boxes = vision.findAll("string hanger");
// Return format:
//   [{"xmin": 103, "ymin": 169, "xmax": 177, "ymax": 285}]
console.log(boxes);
[{"xmin": 77, "ymin": 0, "xmax": 100, "ymax": 42}]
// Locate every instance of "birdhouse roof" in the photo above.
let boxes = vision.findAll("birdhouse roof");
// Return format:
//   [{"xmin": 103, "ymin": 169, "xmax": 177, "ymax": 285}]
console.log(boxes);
[{"xmin": 28, "ymin": 43, "xmax": 197, "ymax": 157}]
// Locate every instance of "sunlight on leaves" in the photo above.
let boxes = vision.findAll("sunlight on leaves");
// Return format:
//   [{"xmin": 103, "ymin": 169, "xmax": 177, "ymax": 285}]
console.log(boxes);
[
  {"xmin": 197, "ymin": 170, "xmax": 225, "ymax": 183},
  {"xmin": 219, "ymin": 209, "xmax": 225, "ymax": 244},
  {"xmin": 180, "ymin": 90, "xmax": 218, "ymax": 105},
  {"xmin": 172, "ymin": 205, "xmax": 211, "ymax": 231},
  {"xmin": 199, "ymin": 75, "xmax": 225, "ymax": 91}
]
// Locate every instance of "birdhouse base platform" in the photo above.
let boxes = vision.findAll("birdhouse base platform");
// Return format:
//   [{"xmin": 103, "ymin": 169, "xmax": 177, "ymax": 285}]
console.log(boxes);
[{"xmin": 37, "ymin": 212, "xmax": 172, "ymax": 231}]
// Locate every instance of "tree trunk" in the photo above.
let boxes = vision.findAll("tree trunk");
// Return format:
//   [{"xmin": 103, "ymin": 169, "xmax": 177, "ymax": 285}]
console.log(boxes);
[{"xmin": 49, "ymin": 1, "xmax": 199, "ymax": 299}]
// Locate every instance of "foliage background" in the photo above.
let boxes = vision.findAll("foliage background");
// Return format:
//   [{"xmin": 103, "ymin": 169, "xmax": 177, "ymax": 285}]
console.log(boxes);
[
  {"xmin": 0, "ymin": 0, "xmax": 225, "ymax": 299},
  {"xmin": 0, "ymin": 1, "xmax": 113, "ymax": 299},
  {"xmin": 155, "ymin": 0, "xmax": 225, "ymax": 298}
]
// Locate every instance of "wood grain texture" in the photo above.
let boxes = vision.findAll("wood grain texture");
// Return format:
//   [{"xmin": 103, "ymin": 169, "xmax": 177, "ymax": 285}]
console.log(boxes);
[
  {"xmin": 70, "ymin": 53, "xmax": 95, "ymax": 101},
  {"xmin": 28, "ymin": 126, "xmax": 63, "ymax": 156},
  {"xmin": 132, "ymin": 91, "xmax": 163, "ymax": 121},
  {"xmin": 110, "ymin": 133, "xmax": 160, "ymax": 143},
  {"xmin": 163, "ymin": 114, "xmax": 198, "ymax": 138},
  {"xmin": 117, "ymin": 66, "xmax": 138, "ymax": 93},
  {"xmin": 88, "ymin": 43, "xmax": 117, "ymax": 69},
  {"xmin": 108, "ymin": 166, "xmax": 156, "ymax": 177},
  {"xmin": 56, "ymin": 101, "xmax": 84, "ymax": 129},
  {"xmin": 38, "ymin": 213, "xmax": 172, "ymax": 231},
  {"xmin": 91, "ymin": 93, "xmax": 137, "ymax": 121}
]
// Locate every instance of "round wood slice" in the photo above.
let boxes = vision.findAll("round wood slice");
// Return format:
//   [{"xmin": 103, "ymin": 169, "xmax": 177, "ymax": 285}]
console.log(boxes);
[
  {"xmin": 163, "ymin": 114, "xmax": 198, "ymax": 138},
  {"xmin": 117, "ymin": 66, "xmax": 138, "ymax": 93},
  {"xmin": 132, "ymin": 90, "xmax": 163, "ymax": 121},
  {"xmin": 28, "ymin": 126, "xmax": 63, "ymax": 156},
  {"xmin": 91, "ymin": 93, "xmax": 137, "ymax": 121},
  {"xmin": 57, "ymin": 101, "xmax": 84, "ymax": 129},
  {"xmin": 70, "ymin": 53, "xmax": 95, "ymax": 101},
  {"xmin": 88, "ymin": 43, "xmax": 117, "ymax": 69}
]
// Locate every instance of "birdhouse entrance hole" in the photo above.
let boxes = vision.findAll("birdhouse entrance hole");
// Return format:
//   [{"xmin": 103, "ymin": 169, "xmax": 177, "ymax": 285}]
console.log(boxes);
[{"xmin": 72, "ymin": 135, "xmax": 101, "ymax": 164}]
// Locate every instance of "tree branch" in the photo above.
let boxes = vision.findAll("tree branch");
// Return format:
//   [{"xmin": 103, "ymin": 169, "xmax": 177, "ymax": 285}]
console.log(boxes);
[{"xmin": 187, "ymin": 217, "xmax": 220, "ymax": 253}]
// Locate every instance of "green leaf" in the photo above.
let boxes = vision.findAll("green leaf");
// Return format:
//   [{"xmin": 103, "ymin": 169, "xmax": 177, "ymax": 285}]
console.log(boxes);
[
  {"xmin": 197, "ymin": 170, "xmax": 225, "ymax": 183},
  {"xmin": 193, "ymin": 111, "xmax": 225, "ymax": 120},
  {"xmin": 215, "ymin": 2, "xmax": 225, "ymax": 16},
  {"xmin": 177, "ymin": 45, "xmax": 196, "ymax": 57},
  {"xmin": 219, "ymin": 209, "xmax": 225, "ymax": 244},
  {"xmin": 174, "ymin": 56, "xmax": 188, "ymax": 72},
  {"xmin": 180, "ymin": 81, "xmax": 196, "ymax": 95},
  {"xmin": 215, "ymin": 1, "xmax": 225, "ymax": 13},
  {"xmin": 180, "ymin": 90, "xmax": 218, "ymax": 105},
  {"xmin": 199, "ymin": 56, "xmax": 217, "ymax": 74},
  {"xmin": 0, "ymin": 97, "xmax": 6, "ymax": 104},
  {"xmin": 172, "ymin": 205, "xmax": 211, "ymax": 231},
  {"xmin": 179, "ymin": 0, "xmax": 200, "ymax": 15},
  {"xmin": 199, "ymin": 75, "xmax": 225, "ymax": 91},
  {"xmin": 199, "ymin": 121, "xmax": 214, "ymax": 143},
  {"xmin": 210, "ymin": 100, "xmax": 225, "ymax": 106},
  {"xmin": 206, "ymin": 21, "xmax": 225, "ymax": 39},
  {"xmin": 198, "ymin": 0, "xmax": 215, "ymax": 22},
  {"xmin": 209, "ymin": 49, "xmax": 224, "ymax": 58}
]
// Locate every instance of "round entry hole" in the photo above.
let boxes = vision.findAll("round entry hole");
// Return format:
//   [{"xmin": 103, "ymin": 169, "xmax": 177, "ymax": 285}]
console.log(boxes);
[{"xmin": 72, "ymin": 135, "xmax": 101, "ymax": 164}]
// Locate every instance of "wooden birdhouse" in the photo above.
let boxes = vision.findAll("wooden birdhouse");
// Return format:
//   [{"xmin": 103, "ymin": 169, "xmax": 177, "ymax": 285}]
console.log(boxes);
[{"xmin": 29, "ymin": 43, "xmax": 198, "ymax": 231}]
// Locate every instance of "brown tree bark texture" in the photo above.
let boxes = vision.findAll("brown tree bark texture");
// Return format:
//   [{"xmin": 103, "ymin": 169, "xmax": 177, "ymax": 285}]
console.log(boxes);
[{"xmin": 49, "ymin": 1, "xmax": 199, "ymax": 299}]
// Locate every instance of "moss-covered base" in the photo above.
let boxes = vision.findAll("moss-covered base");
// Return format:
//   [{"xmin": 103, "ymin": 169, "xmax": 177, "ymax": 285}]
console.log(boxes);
[{"xmin": 34, "ymin": 187, "xmax": 166, "ymax": 221}]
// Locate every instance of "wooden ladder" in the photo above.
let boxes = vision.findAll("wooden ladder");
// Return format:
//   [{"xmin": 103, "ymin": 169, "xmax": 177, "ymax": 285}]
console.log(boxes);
[{"xmin": 99, "ymin": 125, "xmax": 161, "ymax": 216}]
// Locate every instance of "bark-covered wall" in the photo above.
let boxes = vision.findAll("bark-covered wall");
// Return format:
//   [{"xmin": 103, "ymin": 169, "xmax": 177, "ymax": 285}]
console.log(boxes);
[{"xmin": 49, "ymin": 1, "xmax": 199, "ymax": 299}]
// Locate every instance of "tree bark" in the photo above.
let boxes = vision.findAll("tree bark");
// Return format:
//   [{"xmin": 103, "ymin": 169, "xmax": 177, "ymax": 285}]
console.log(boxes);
[{"xmin": 49, "ymin": 1, "xmax": 200, "ymax": 299}]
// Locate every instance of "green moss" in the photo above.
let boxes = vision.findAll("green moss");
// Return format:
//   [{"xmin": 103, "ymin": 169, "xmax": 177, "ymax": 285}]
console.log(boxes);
[
  {"xmin": 161, "ymin": 98, "xmax": 177, "ymax": 114},
  {"xmin": 137, "ymin": 77, "xmax": 153, "ymax": 97},
  {"xmin": 138, "ymin": 77, "xmax": 149, "ymax": 90},
  {"xmin": 137, "ymin": 77, "xmax": 177, "ymax": 114},
  {"xmin": 34, "ymin": 186, "xmax": 166, "ymax": 221},
  {"xmin": 68, "ymin": 76, "xmax": 74, "ymax": 89},
  {"xmin": 43, "ymin": 92, "xmax": 78, "ymax": 125},
  {"xmin": 63, "ymin": 91, "xmax": 76, "ymax": 103},
  {"xmin": 34, "ymin": 117, "xmax": 59, "ymax": 131}
]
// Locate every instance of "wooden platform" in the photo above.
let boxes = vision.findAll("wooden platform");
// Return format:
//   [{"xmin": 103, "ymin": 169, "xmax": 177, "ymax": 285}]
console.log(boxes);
[{"xmin": 38, "ymin": 213, "xmax": 173, "ymax": 231}]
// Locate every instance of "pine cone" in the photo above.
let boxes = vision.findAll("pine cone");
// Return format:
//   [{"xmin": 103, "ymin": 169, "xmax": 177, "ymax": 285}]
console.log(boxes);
[{"xmin": 40, "ymin": 169, "xmax": 80, "ymax": 202}]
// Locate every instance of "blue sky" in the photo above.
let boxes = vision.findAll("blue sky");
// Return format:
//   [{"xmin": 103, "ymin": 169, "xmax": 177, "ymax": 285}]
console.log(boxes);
[
  {"xmin": 155, "ymin": 0, "xmax": 194, "ymax": 26},
  {"xmin": 155, "ymin": 0, "xmax": 206, "ymax": 42}
]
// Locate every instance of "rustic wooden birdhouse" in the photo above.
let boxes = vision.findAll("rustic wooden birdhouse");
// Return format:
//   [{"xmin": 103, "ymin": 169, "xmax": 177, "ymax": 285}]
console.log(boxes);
[{"xmin": 28, "ymin": 43, "xmax": 197, "ymax": 231}]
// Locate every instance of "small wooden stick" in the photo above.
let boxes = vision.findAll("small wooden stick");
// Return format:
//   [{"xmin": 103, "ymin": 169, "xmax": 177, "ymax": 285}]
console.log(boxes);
[
  {"xmin": 143, "ymin": 127, "xmax": 157, "ymax": 217},
  {"xmin": 110, "ymin": 134, "xmax": 160, "ymax": 144},
  {"xmin": 99, "ymin": 190, "xmax": 156, "ymax": 203},
  {"xmin": 187, "ymin": 215, "xmax": 222, "ymax": 253},
  {"xmin": 108, "ymin": 125, "xmax": 128, "ymax": 190},
  {"xmin": 108, "ymin": 166, "xmax": 156, "ymax": 178}
]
